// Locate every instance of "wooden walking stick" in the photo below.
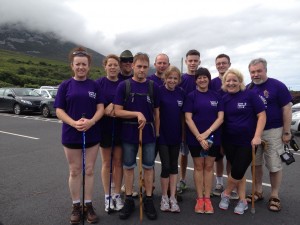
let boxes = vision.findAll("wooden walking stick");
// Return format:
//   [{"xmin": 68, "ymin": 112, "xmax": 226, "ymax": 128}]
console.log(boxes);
[
  {"xmin": 251, "ymin": 145, "xmax": 256, "ymax": 214},
  {"xmin": 138, "ymin": 128, "xmax": 143, "ymax": 222}
]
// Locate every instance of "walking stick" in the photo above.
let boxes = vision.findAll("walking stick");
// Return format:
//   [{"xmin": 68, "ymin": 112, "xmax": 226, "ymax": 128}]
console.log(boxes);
[
  {"xmin": 82, "ymin": 113, "xmax": 86, "ymax": 224},
  {"xmin": 107, "ymin": 118, "xmax": 115, "ymax": 214},
  {"xmin": 251, "ymin": 145, "xmax": 256, "ymax": 214},
  {"xmin": 138, "ymin": 128, "xmax": 143, "ymax": 222}
]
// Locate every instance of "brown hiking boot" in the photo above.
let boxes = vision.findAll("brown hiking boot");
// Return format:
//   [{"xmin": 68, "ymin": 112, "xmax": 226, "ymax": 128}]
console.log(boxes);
[
  {"xmin": 84, "ymin": 202, "xmax": 99, "ymax": 224},
  {"xmin": 70, "ymin": 203, "xmax": 82, "ymax": 224}
]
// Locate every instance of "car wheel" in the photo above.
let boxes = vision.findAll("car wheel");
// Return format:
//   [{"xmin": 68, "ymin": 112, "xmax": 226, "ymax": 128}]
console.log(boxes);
[
  {"xmin": 42, "ymin": 105, "xmax": 50, "ymax": 118},
  {"xmin": 13, "ymin": 104, "xmax": 21, "ymax": 115}
]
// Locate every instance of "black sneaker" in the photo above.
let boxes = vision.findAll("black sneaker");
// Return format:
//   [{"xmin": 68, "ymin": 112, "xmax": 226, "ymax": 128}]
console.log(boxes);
[
  {"xmin": 84, "ymin": 202, "xmax": 99, "ymax": 224},
  {"xmin": 70, "ymin": 203, "xmax": 82, "ymax": 224},
  {"xmin": 119, "ymin": 198, "xmax": 135, "ymax": 220},
  {"xmin": 144, "ymin": 197, "xmax": 157, "ymax": 220}
]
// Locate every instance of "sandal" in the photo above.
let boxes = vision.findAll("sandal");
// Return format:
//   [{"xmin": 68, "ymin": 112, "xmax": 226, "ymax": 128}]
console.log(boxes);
[
  {"xmin": 246, "ymin": 191, "xmax": 264, "ymax": 203},
  {"xmin": 268, "ymin": 197, "xmax": 281, "ymax": 212}
]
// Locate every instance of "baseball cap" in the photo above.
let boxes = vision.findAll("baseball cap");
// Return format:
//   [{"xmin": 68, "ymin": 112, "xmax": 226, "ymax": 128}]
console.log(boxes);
[{"xmin": 120, "ymin": 50, "xmax": 133, "ymax": 58}]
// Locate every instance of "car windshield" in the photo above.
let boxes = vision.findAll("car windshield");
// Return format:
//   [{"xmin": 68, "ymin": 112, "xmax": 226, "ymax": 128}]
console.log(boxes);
[
  {"xmin": 13, "ymin": 88, "xmax": 41, "ymax": 97},
  {"xmin": 48, "ymin": 89, "xmax": 57, "ymax": 97}
]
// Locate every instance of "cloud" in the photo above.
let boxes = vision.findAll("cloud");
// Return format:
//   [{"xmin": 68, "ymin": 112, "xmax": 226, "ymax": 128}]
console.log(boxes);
[{"xmin": 1, "ymin": 0, "xmax": 300, "ymax": 89}]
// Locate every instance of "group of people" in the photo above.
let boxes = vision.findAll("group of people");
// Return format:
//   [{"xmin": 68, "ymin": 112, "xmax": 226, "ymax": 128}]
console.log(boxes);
[{"xmin": 54, "ymin": 47, "xmax": 292, "ymax": 224}]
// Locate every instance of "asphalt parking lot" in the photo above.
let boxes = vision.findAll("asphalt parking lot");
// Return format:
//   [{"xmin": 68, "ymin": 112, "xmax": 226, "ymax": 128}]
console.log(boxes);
[{"xmin": 0, "ymin": 112, "xmax": 300, "ymax": 225}]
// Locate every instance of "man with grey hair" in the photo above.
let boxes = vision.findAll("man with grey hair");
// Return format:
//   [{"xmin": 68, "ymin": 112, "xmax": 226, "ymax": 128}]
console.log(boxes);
[
  {"xmin": 246, "ymin": 58, "xmax": 292, "ymax": 212},
  {"xmin": 148, "ymin": 53, "xmax": 170, "ymax": 86}
]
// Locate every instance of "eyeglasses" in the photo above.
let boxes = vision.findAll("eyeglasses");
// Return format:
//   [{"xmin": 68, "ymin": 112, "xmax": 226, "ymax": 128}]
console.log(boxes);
[
  {"xmin": 72, "ymin": 50, "xmax": 89, "ymax": 56},
  {"xmin": 120, "ymin": 58, "xmax": 133, "ymax": 63},
  {"xmin": 216, "ymin": 62, "xmax": 228, "ymax": 66}
]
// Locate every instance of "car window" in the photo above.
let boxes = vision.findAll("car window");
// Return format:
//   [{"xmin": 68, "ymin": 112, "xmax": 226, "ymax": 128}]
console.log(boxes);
[
  {"xmin": 5, "ymin": 89, "xmax": 13, "ymax": 96},
  {"xmin": 0, "ymin": 89, "xmax": 4, "ymax": 96}
]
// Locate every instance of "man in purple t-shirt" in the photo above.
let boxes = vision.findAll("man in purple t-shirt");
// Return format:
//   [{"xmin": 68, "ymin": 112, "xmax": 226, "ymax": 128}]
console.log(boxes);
[
  {"xmin": 246, "ymin": 58, "xmax": 292, "ymax": 212},
  {"xmin": 147, "ymin": 53, "xmax": 170, "ymax": 86},
  {"xmin": 114, "ymin": 53, "xmax": 160, "ymax": 220},
  {"xmin": 177, "ymin": 49, "xmax": 201, "ymax": 193},
  {"xmin": 209, "ymin": 54, "xmax": 238, "ymax": 199}
]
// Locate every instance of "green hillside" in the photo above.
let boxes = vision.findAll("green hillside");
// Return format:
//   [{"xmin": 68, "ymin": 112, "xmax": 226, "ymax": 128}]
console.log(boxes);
[{"xmin": 0, "ymin": 49, "xmax": 105, "ymax": 88}]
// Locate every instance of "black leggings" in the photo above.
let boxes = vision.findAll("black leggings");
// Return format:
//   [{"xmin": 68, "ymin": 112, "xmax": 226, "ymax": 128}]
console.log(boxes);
[
  {"xmin": 223, "ymin": 144, "xmax": 252, "ymax": 180},
  {"xmin": 158, "ymin": 144, "xmax": 180, "ymax": 178}
]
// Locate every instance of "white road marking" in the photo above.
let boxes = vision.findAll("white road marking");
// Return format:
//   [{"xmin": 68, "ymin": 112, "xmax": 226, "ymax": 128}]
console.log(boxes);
[{"xmin": 0, "ymin": 130, "xmax": 39, "ymax": 140}]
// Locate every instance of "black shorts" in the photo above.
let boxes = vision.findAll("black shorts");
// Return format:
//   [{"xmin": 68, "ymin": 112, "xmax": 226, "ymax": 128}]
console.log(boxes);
[
  {"xmin": 63, "ymin": 142, "xmax": 99, "ymax": 149},
  {"xmin": 215, "ymin": 145, "xmax": 224, "ymax": 161},
  {"xmin": 188, "ymin": 145, "xmax": 220, "ymax": 158},
  {"xmin": 100, "ymin": 134, "xmax": 122, "ymax": 148}
]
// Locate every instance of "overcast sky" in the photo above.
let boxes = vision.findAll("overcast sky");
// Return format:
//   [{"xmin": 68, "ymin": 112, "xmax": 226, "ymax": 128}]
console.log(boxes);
[{"xmin": 1, "ymin": 0, "xmax": 300, "ymax": 90}]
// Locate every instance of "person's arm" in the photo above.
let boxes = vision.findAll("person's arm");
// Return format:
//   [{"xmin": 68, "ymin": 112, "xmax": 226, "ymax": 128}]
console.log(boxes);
[
  {"xmin": 252, "ymin": 111, "xmax": 266, "ymax": 146},
  {"xmin": 104, "ymin": 103, "xmax": 115, "ymax": 117},
  {"xmin": 282, "ymin": 102, "xmax": 292, "ymax": 143},
  {"xmin": 154, "ymin": 107, "xmax": 160, "ymax": 137},
  {"xmin": 114, "ymin": 104, "xmax": 146, "ymax": 129},
  {"xmin": 202, "ymin": 111, "xmax": 224, "ymax": 140},
  {"xmin": 185, "ymin": 112, "xmax": 202, "ymax": 142}
]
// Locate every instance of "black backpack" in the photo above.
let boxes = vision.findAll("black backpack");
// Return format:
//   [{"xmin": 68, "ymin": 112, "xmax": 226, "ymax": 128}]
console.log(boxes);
[{"xmin": 124, "ymin": 79, "xmax": 154, "ymax": 108}]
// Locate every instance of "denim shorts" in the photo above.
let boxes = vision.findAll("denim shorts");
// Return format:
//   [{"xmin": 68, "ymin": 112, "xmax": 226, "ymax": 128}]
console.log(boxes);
[{"xmin": 122, "ymin": 142, "xmax": 156, "ymax": 169}]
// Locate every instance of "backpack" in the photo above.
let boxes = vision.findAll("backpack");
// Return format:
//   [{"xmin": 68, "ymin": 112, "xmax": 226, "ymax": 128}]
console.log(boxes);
[{"xmin": 124, "ymin": 79, "xmax": 154, "ymax": 108}]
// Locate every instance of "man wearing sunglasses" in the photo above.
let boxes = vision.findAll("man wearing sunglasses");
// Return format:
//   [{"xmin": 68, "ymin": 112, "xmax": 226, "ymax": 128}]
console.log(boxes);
[{"xmin": 118, "ymin": 50, "xmax": 134, "ymax": 80}]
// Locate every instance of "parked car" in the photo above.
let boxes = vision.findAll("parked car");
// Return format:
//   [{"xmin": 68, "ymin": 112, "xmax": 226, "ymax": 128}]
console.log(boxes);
[
  {"xmin": 292, "ymin": 103, "xmax": 300, "ymax": 113},
  {"xmin": 291, "ymin": 111, "xmax": 300, "ymax": 133},
  {"xmin": 40, "ymin": 86, "xmax": 59, "ymax": 89},
  {"xmin": 34, "ymin": 89, "xmax": 57, "ymax": 99},
  {"xmin": 0, "ymin": 88, "xmax": 46, "ymax": 115},
  {"xmin": 40, "ymin": 98, "xmax": 56, "ymax": 118}
]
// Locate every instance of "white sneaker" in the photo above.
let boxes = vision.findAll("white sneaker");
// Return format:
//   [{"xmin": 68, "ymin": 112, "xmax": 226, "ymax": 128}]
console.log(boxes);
[
  {"xmin": 160, "ymin": 196, "xmax": 170, "ymax": 212},
  {"xmin": 105, "ymin": 196, "xmax": 115, "ymax": 212},
  {"xmin": 234, "ymin": 200, "xmax": 248, "ymax": 215},
  {"xmin": 170, "ymin": 197, "xmax": 180, "ymax": 213},
  {"xmin": 230, "ymin": 191, "xmax": 239, "ymax": 200},
  {"xmin": 113, "ymin": 194, "xmax": 124, "ymax": 211}
]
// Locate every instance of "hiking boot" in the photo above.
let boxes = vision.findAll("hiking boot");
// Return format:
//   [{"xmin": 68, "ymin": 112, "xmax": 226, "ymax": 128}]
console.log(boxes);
[
  {"xmin": 160, "ymin": 196, "xmax": 170, "ymax": 212},
  {"xmin": 204, "ymin": 198, "xmax": 214, "ymax": 214},
  {"xmin": 234, "ymin": 200, "xmax": 248, "ymax": 215},
  {"xmin": 84, "ymin": 202, "xmax": 99, "ymax": 224},
  {"xmin": 195, "ymin": 198, "xmax": 204, "ymax": 213},
  {"xmin": 114, "ymin": 194, "xmax": 124, "ymax": 211},
  {"xmin": 230, "ymin": 191, "xmax": 239, "ymax": 200},
  {"xmin": 119, "ymin": 198, "xmax": 135, "ymax": 220},
  {"xmin": 213, "ymin": 184, "xmax": 224, "ymax": 196},
  {"xmin": 144, "ymin": 197, "xmax": 157, "ymax": 220},
  {"xmin": 70, "ymin": 203, "xmax": 82, "ymax": 224},
  {"xmin": 170, "ymin": 197, "xmax": 180, "ymax": 213},
  {"xmin": 219, "ymin": 192, "xmax": 230, "ymax": 210},
  {"xmin": 176, "ymin": 180, "xmax": 187, "ymax": 194},
  {"xmin": 105, "ymin": 196, "xmax": 115, "ymax": 212}
]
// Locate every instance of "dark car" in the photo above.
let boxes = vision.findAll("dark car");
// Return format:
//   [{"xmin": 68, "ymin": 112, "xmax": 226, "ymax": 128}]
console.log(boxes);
[
  {"xmin": 40, "ymin": 98, "xmax": 56, "ymax": 118},
  {"xmin": 0, "ymin": 87, "xmax": 46, "ymax": 115}
]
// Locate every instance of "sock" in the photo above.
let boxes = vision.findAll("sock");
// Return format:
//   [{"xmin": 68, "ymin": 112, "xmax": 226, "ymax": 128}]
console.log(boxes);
[
  {"xmin": 216, "ymin": 176, "xmax": 223, "ymax": 185},
  {"xmin": 105, "ymin": 194, "xmax": 110, "ymax": 200},
  {"xmin": 73, "ymin": 200, "xmax": 80, "ymax": 204},
  {"xmin": 84, "ymin": 200, "xmax": 91, "ymax": 204}
]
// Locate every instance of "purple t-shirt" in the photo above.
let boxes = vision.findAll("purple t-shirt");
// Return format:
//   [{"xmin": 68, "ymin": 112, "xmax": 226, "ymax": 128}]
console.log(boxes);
[
  {"xmin": 114, "ymin": 78, "xmax": 160, "ymax": 144},
  {"xmin": 179, "ymin": 73, "xmax": 196, "ymax": 94},
  {"xmin": 209, "ymin": 76, "xmax": 226, "ymax": 96},
  {"xmin": 118, "ymin": 72, "xmax": 133, "ymax": 81},
  {"xmin": 96, "ymin": 77, "xmax": 122, "ymax": 140},
  {"xmin": 249, "ymin": 78, "xmax": 292, "ymax": 130},
  {"xmin": 158, "ymin": 86, "xmax": 186, "ymax": 145},
  {"xmin": 147, "ymin": 74, "xmax": 164, "ymax": 86},
  {"xmin": 54, "ymin": 78, "xmax": 103, "ymax": 145},
  {"xmin": 183, "ymin": 89, "xmax": 223, "ymax": 146},
  {"xmin": 222, "ymin": 90, "xmax": 265, "ymax": 147}
]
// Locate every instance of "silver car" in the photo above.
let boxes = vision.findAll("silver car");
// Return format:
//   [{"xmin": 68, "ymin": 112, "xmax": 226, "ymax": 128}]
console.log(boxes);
[
  {"xmin": 292, "ymin": 103, "xmax": 300, "ymax": 113},
  {"xmin": 291, "ymin": 111, "xmax": 300, "ymax": 133}
]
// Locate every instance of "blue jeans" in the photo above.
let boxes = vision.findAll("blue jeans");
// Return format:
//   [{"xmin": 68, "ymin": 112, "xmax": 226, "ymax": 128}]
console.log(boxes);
[{"xmin": 122, "ymin": 142, "xmax": 156, "ymax": 169}]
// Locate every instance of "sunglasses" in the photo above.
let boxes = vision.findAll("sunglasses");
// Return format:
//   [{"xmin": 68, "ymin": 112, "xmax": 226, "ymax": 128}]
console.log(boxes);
[
  {"xmin": 72, "ymin": 50, "xmax": 89, "ymax": 56},
  {"xmin": 120, "ymin": 58, "xmax": 133, "ymax": 63}
]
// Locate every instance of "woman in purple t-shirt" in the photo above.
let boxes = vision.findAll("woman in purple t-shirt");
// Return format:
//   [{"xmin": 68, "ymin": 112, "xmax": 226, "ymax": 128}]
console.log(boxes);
[
  {"xmin": 219, "ymin": 68, "xmax": 266, "ymax": 215},
  {"xmin": 157, "ymin": 66, "xmax": 185, "ymax": 213},
  {"xmin": 54, "ymin": 47, "xmax": 104, "ymax": 224},
  {"xmin": 96, "ymin": 54, "xmax": 124, "ymax": 212},
  {"xmin": 183, "ymin": 67, "xmax": 224, "ymax": 214}
]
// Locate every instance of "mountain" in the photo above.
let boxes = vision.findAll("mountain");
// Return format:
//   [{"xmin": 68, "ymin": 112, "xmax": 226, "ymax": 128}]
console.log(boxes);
[{"xmin": 0, "ymin": 23, "xmax": 105, "ymax": 66}]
